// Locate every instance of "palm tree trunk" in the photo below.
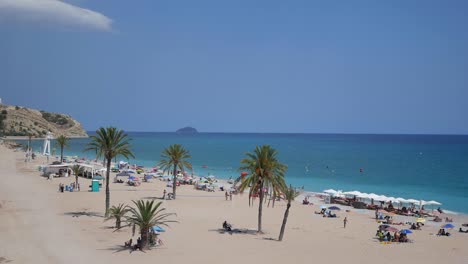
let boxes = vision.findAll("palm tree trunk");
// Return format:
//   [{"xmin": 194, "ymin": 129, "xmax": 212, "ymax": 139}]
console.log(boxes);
[
  {"xmin": 75, "ymin": 174, "xmax": 78, "ymax": 188},
  {"xmin": 172, "ymin": 164, "xmax": 177, "ymax": 199},
  {"xmin": 278, "ymin": 203, "xmax": 291, "ymax": 241},
  {"xmin": 105, "ymin": 158, "xmax": 111, "ymax": 217},
  {"xmin": 258, "ymin": 187, "xmax": 264, "ymax": 233},
  {"xmin": 141, "ymin": 227, "xmax": 149, "ymax": 249},
  {"xmin": 116, "ymin": 217, "xmax": 121, "ymax": 229},
  {"xmin": 60, "ymin": 146, "xmax": 64, "ymax": 164}
]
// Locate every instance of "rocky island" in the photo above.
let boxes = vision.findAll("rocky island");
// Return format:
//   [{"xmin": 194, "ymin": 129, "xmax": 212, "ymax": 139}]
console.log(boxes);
[{"xmin": 176, "ymin": 126, "xmax": 198, "ymax": 134}]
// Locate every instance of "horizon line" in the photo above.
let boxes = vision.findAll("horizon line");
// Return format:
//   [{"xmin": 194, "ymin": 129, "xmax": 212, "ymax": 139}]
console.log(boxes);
[{"xmin": 85, "ymin": 130, "xmax": 468, "ymax": 136}]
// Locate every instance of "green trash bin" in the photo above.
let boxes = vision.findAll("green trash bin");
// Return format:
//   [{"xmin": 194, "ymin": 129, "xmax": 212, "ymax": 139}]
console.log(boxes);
[{"xmin": 91, "ymin": 180, "xmax": 100, "ymax": 192}]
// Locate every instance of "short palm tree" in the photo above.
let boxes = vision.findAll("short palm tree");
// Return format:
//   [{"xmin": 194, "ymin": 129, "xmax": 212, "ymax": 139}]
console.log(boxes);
[
  {"xmin": 278, "ymin": 184, "xmax": 300, "ymax": 241},
  {"xmin": 238, "ymin": 145, "xmax": 287, "ymax": 233},
  {"xmin": 105, "ymin": 203, "xmax": 129, "ymax": 229},
  {"xmin": 70, "ymin": 164, "xmax": 84, "ymax": 187},
  {"xmin": 55, "ymin": 135, "xmax": 69, "ymax": 163},
  {"xmin": 126, "ymin": 200, "xmax": 177, "ymax": 249},
  {"xmin": 85, "ymin": 127, "xmax": 134, "ymax": 216},
  {"xmin": 158, "ymin": 144, "xmax": 192, "ymax": 200}
]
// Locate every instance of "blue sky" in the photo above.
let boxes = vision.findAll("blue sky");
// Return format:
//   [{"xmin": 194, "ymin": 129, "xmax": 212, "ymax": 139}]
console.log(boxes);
[{"xmin": 1, "ymin": 0, "xmax": 467, "ymax": 134}]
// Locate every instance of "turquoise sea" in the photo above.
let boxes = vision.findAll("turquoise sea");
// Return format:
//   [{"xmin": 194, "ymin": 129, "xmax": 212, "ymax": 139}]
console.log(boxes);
[{"xmin": 25, "ymin": 133, "xmax": 468, "ymax": 213}]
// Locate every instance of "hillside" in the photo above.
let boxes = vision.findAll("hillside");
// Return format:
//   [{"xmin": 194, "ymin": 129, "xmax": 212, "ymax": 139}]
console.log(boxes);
[{"xmin": 0, "ymin": 104, "xmax": 88, "ymax": 138}]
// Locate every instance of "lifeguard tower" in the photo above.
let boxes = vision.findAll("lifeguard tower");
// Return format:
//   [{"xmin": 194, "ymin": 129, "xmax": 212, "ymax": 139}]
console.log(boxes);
[{"xmin": 43, "ymin": 131, "xmax": 53, "ymax": 156}]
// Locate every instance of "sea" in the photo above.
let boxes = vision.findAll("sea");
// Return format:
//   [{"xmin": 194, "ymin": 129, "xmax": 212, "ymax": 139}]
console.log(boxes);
[{"xmin": 23, "ymin": 132, "xmax": 468, "ymax": 214}]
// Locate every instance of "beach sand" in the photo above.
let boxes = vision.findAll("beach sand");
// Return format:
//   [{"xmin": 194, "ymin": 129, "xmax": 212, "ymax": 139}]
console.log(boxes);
[{"xmin": 0, "ymin": 145, "xmax": 467, "ymax": 264}]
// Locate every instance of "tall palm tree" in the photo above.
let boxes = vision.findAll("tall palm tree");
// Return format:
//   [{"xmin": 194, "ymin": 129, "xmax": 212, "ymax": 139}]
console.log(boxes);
[
  {"xmin": 55, "ymin": 135, "xmax": 69, "ymax": 163},
  {"xmin": 85, "ymin": 127, "xmax": 134, "ymax": 216},
  {"xmin": 126, "ymin": 200, "xmax": 177, "ymax": 249},
  {"xmin": 71, "ymin": 164, "xmax": 84, "ymax": 188},
  {"xmin": 158, "ymin": 144, "xmax": 192, "ymax": 200},
  {"xmin": 278, "ymin": 184, "xmax": 299, "ymax": 241},
  {"xmin": 238, "ymin": 145, "xmax": 287, "ymax": 233},
  {"xmin": 105, "ymin": 203, "xmax": 129, "ymax": 229}
]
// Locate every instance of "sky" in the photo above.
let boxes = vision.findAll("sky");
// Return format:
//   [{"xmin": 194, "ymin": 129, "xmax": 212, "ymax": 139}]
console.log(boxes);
[{"xmin": 1, "ymin": 0, "xmax": 467, "ymax": 134}]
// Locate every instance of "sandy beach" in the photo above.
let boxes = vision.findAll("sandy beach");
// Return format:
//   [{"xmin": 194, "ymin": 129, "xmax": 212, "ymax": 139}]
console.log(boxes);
[{"xmin": 0, "ymin": 145, "xmax": 467, "ymax": 264}]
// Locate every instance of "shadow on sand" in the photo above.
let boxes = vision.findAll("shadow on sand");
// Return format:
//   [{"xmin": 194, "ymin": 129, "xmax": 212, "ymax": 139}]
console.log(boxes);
[
  {"xmin": 64, "ymin": 211, "xmax": 104, "ymax": 218},
  {"xmin": 209, "ymin": 228, "xmax": 258, "ymax": 236}
]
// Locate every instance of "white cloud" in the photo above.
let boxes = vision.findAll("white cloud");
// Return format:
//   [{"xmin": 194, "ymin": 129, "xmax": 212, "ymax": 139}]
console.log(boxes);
[{"xmin": 0, "ymin": 0, "xmax": 112, "ymax": 31}]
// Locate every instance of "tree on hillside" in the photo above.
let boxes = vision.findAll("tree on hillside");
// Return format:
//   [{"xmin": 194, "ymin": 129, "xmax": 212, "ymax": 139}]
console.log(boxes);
[
  {"xmin": 85, "ymin": 127, "xmax": 134, "ymax": 216},
  {"xmin": 238, "ymin": 145, "xmax": 287, "ymax": 233},
  {"xmin": 126, "ymin": 200, "xmax": 177, "ymax": 249},
  {"xmin": 278, "ymin": 184, "xmax": 300, "ymax": 241},
  {"xmin": 55, "ymin": 135, "xmax": 69, "ymax": 163},
  {"xmin": 158, "ymin": 144, "xmax": 192, "ymax": 200}
]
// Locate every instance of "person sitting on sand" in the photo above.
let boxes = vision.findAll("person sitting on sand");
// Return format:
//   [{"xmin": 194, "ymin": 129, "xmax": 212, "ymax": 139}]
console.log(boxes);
[
  {"xmin": 124, "ymin": 238, "xmax": 132, "ymax": 248},
  {"xmin": 434, "ymin": 216, "xmax": 442, "ymax": 222},
  {"xmin": 302, "ymin": 197, "xmax": 309, "ymax": 205},
  {"xmin": 222, "ymin": 221, "xmax": 232, "ymax": 231},
  {"xmin": 393, "ymin": 232, "xmax": 400, "ymax": 242},
  {"xmin": 445, "ymin": 217, "xmax": 453, "ymax": 222},
  {"xmin": 459, "ymin": 228, "xmax": 468, "ymax": 233}
]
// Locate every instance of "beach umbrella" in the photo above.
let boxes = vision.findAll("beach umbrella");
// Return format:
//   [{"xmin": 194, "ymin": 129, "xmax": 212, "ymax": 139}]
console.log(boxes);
[
  {"xmin": 407, "ymin": 199, "xmax": 419, "ymax": 204},
  {"xmin": 343, "ymin": 190, "xmax": 363, "ymax": 196},
  {"xmin": 151, "ymin": 225, "xmax": 166, "ymax": 233},
  {"xmin": 425, "ymin": 200, "xmax": 442, "ymax": 206},
  {"xmin": 328, "ymin": 206, "xmax": 341, "ymax": 211},
  {"xmin": 416, "ymin": 218, "xmax": 426, "ymax": 223},
  {"xmin": 384, "ymin": 226, "xmax": 399, "ymax": 232},
  {"xmin": 92, "ymin": 175, "xmax": 105, "ymax": 181},
  {"xmin": 400, "ymin": 229, "xmax": 413, "ymax": 234},
  {"xmin": 395, "ymin": 197, "xmax": 409, "ymax": 204},
  {"xmin": 323, "ymin": 189, "xmax": 337, "ymax": 195},
  {"xmin": 442, "ymin": 223, "xmax": 455, "ymax": 229}
]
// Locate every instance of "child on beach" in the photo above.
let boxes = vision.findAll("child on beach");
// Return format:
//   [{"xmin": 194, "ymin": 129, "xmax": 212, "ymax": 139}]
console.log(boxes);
[{"xmin": 344, "ymin": 217, "xmax": 348, "ymax": 228}]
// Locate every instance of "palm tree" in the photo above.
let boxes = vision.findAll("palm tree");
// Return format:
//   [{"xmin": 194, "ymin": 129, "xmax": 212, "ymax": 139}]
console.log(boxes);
[
  {"xmin": 105, "ymin": 203, "xmax": 129, "ymax": 229},
  {"xmin": 278, "ymin": 184, "xmax": 299, "ymax": 241},
  {"xmin": 238, "ymin": 145, "xmax": 287, "ymax": 233},
  {"xmin": 85, "ymin": 127, "xmax": 134, "ymax": 216},
  {"xmin": 55, "ymin": 135, "xmax": 69, "ymax": 163},
  {"xmin": 158, "ymin": 144, "xmax": 192, "ymax": 200},
  {"xmin": 126, "ymin": 200, "xmax": 177, "ymax": 249},
  {"xmin": 71, "ymin": 164, "xmax": 84, "ymax": 188}
]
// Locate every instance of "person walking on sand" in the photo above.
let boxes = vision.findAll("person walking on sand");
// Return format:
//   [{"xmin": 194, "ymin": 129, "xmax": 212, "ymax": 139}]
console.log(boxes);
[
  {"xmin": 344, "ymin": 217, "xmax": 348, "ymax": 228},
  {"xmin": 229, "ymin": 191, "xmax": 232, "ymax": 201},
  {"xmin": 225, "ymin": 191, "xmax": 229, "ymax": 201},
  {"xmin": 162, "ymin": 189, "xmax": 167, "ymax": 200}
]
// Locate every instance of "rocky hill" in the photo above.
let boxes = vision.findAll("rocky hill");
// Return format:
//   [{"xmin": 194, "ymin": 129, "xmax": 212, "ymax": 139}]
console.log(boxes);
[{"xmin": 0, "ymin": 104, "xmax": 88, "ymax": 138}]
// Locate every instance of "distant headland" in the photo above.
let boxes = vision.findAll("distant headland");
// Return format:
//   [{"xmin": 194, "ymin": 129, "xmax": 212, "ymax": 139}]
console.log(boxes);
[
  {"xmin": 0, "ymin": 104, "xmax": 88, "ymax": 138},
  {"xmin": 176, "ymin": 127, "xmax": 198, "ymax": 134}
]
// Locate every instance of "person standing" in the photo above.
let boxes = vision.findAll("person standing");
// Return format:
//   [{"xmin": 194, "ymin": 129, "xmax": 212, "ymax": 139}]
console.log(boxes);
[
  {"xmin": 344, "ymin": 217, "xmax": 348, "ymax": 228},
  {"xmin": 225, "ymin": 191, "xmax": 229, "ymax": 201},
  {"xmin": 162, "ymin": 189, "xmax": 167, "ymax": 200},
  {"xmin": 229, "ymin": 191, "xmax": 232, "ymax": 201}
]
